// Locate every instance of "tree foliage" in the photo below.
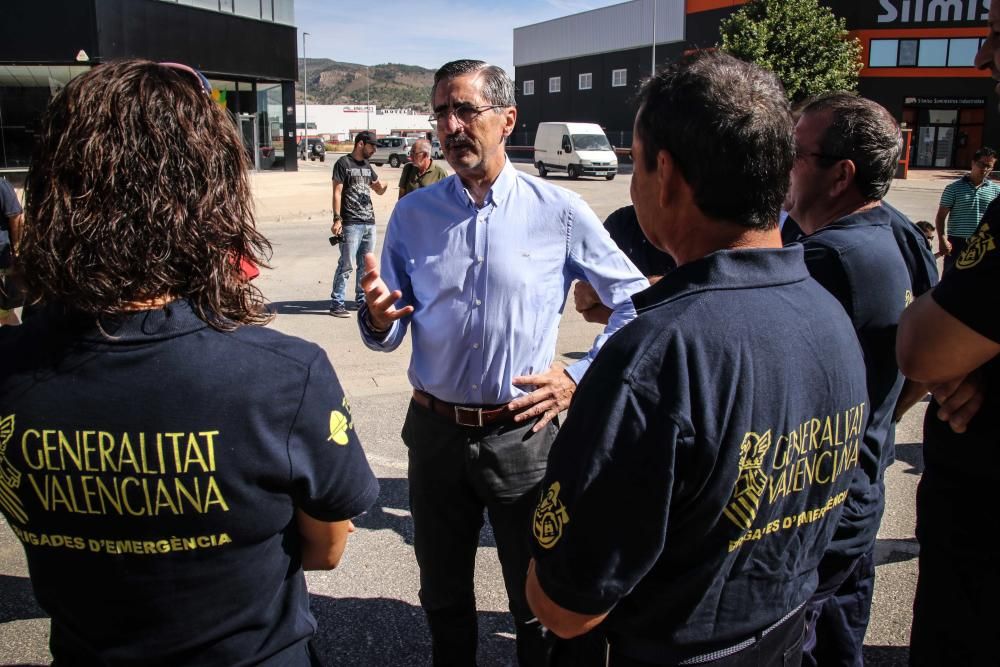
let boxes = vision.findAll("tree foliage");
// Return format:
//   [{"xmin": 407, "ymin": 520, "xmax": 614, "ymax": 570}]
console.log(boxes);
[{"xmin": 719, "ymin": 0, "xmax": 862, "ymax": 103}]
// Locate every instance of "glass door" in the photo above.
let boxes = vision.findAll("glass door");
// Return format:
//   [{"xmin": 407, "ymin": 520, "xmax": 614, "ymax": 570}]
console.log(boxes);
[{"xmin": 238, "ymin": 113, "xmax": 259, "ymax": 171}]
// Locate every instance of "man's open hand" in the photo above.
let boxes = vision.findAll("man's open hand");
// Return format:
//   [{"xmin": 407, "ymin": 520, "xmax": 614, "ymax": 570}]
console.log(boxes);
[
  {"xmin": 360, "ymin": 253, "xmax": 413, "ymax": 330},
  {"xmin": 508, "ymin": 364, "xmax": 577, "ymax": 432}
]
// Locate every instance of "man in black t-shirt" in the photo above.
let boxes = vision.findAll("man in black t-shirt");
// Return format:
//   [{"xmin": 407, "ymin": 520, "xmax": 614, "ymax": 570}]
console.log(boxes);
[
  {"xmin": 897, "ymin": 11, "xmax": 1000, "ymax": 664},
  {"xmin": 0, "ymin": 60, "xmax": 379, "ymax": 665},
  {"xmin": 785, "ymin": 93, "xmax": 913, "ymax": 666},
  {"xmin": 330, "ymin": 131, "xmax": 388, "ymax": 318},
  {"xmin": 526, "ymin": 52, "xmax": 869, "ymax": 667}
]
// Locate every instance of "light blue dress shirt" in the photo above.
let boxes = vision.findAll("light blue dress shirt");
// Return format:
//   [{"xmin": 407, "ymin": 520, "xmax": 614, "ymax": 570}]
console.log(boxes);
[{"xmin": 359, "ymin": 159, "xmax": 648, "ymax": 405}]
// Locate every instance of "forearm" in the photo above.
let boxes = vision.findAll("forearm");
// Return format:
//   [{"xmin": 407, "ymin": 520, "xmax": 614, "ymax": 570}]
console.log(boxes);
[
  {"xmin": 894, "ymin": 378, "xmax": 929, "ymax": 422},
  {"xmin": 296, "ymin": 511, "xmax": 354, "ymax": 570},
  {"xmin": 8, "ymin": 213, "xmax": 23, "ymax": 250},
  {"xmin": 934, "ymin": 209, "xmax": 948, "ymax": 238}
]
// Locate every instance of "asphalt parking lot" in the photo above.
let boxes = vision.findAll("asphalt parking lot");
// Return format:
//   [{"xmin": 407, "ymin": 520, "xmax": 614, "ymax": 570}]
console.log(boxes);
[{"xmin": 0, "ymin": 156, "xmax": 952, "ymax": 666}]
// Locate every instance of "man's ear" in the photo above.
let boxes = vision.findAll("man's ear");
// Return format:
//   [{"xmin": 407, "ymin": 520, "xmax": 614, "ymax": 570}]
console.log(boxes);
[
  {"xmin": 828, "ymin": 159, "xmax": 857, "ymax": 199},
  {"xmin": 656, "ymin": 149, "xmax": 678, "ymax": 209}
]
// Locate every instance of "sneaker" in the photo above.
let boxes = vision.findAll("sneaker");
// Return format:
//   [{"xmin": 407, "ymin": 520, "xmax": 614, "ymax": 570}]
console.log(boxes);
[{"xmin": 329, "ymin": 306, "xmax": 350, "ymax": 318}]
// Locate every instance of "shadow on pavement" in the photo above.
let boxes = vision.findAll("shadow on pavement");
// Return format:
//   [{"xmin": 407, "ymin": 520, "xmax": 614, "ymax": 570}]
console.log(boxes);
[
  {"xmin": 267, "ymin": 299, "xmax": 336, "ymax": 316},
  {"xmin": 874, "ymin": 537, "xmax": 919, "ymax": 566},
  {"xmin": 355, "ymin": 477, "xmax": 497, "ymax": 549},
  {"xmin": 893, "ymin": 442, "xmax": 924, "ymax": 476},
  {"xmin": 310, "ymin": 595, "xmax": 514, "ymax": 666},
  {"xmin": 863, "ymin": 644, "xmax": 909, "ymax": 666},
  {"xmin": 0, "ymin": 574, "xmax": 46, "ymax": 623}
]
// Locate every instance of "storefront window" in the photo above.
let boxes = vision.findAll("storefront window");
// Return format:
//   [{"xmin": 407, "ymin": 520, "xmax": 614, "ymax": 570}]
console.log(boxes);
[
  {"xmin": 869, "ymin": 40, "xmax": 898, "ymax": 67},
  {"xmin": 917, "ymin": 39, "xmax": 948, "ymax": 66},
  {"xmin": 899, "ymin": 40, "xmax": 918, "ymax": 66},
  {"xmin": 947, "ymin": 38, "xmax": 980, "ymax": 66}
]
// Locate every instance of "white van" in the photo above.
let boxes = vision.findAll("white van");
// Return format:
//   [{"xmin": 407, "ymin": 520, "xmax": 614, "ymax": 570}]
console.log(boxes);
[{"xmin": 533, "ymin": 122, "xmax": 618, "ymax": 180}]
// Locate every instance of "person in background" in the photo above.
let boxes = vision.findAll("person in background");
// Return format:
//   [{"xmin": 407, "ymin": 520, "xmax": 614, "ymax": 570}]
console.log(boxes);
[
  {"xmin": 915, "ymin": 220, "xmax": 935, "ymax": 247},
  {"xmin": 398, "ymin": 138, "xmax": 447, "ymax": 199},
  {"xmin": 330, "ymin": 130, "xmax": 387, "ymax": 318},
  {"xmin": 0, "ymin": 59, "xmax": 378, "ymax": 665},
  {"xmin": 0, "ymin": 177, "xmax": 23, "ymax": 326},
  {"xmin": 935, "ymin": 146, "xmax": 999, "ymax": 273}
]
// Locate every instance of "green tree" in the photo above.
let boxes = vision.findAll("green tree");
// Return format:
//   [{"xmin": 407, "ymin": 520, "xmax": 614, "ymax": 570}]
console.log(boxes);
[{"xmin": 719, "ymin": 0, "xmax": 862, "ymax": 103}]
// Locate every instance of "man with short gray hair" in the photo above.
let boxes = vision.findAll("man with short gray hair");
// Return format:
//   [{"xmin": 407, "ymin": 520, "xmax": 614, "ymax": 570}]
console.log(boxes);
[
  {"xmin": 358, "ymin": 58, "xmax": 646, "ymax": 666},
  {"xmin": 397, "ymin": 138, "xmax": 447, "ymax": 199},
  {"xmin": 785, "ymin": 92, "xmax": 913, "ymax": 666}
]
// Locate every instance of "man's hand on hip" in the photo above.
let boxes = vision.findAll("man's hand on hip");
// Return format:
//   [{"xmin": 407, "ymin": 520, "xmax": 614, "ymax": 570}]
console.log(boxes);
[
  {"xmin": 360, "ymin": 252, "xmax": 413, "ymax": 330},
  {"xmin": 509, "ymin": 364, "xmax": 577, "ymax": 432}
]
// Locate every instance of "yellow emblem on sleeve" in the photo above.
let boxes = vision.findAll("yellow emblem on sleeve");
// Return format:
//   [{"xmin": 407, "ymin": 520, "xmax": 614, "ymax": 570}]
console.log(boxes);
[
  {"xmin": 533, "ymin": 481, "xmax": 570, "ymax": 549},
  {"xmin": 723, "ymin": 430, "xmax": 772, "ymax": 531},
  {"xmin": 956, "ymin": 223, "xmax": 996, "ymax": 270},
  {"xmin": 327, "ymin": 410, "xmax": 351, "ymax": 446},
  {"xmin": 0, "ymin": 414, "xmax": 28, "ymax": 524},
  {"xmin": 904, "ymin": 289, "xmax": 913, "ymax": 307}
]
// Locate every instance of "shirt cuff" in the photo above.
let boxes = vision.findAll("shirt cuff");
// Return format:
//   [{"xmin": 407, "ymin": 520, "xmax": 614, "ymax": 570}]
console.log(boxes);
[
  {"xmin": 564, "ymin": 359, "xmax": 591, "ymax": 385},
  {"xmin": 357, "ymin": 302, "xmax": 394, "ymax": 344}
]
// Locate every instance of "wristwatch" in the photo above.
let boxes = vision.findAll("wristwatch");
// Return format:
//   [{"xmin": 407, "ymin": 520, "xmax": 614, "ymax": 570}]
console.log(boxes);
[{"xmin": 333, "ymin": 213, "xmax": 342, "ymax": 221}]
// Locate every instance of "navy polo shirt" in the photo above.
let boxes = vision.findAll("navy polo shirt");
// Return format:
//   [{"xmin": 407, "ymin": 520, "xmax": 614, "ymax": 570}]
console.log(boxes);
[
  {"xmin": 533, "ymin": 246, "xmax": 868, "ymax": 658},
  {"xmin": 604, "ymin": 205, "xmax": 676, "ymax": 277},
  {"xmin": 799, "ymin": 205, "xmax": 911, "ymax": 558},
  {"xmin": 0, "ymin": 301, "xmax": 379, "ymax": 665},
  {"xmin": 882, "ymin": 201, "xmax": 938, "ymax": 298},
  {"xmin": 924, "ymin": 202, "xmax": 1000, "ymax": 481}
]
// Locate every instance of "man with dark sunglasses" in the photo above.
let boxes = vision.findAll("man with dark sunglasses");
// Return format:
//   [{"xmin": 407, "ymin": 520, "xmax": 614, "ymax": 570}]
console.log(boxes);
[{"xmin": 935, "ymin": 146, "xmax": 1000, "ymax": 274}]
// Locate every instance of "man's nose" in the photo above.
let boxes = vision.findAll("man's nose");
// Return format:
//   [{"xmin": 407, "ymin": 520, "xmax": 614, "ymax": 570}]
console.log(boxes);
[{"xmin": 974, "ymin": 38, "xmax": 996, "ymax": 72}]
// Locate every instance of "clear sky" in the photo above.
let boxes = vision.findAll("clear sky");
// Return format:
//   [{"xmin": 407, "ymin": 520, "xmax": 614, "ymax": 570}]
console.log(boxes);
[{"xmin": 295, "ymin": 0, "xmax": 627, "ymax": 76}]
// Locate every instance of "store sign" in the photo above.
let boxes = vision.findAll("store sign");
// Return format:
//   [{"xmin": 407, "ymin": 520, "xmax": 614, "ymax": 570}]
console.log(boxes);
[
  {"xmin": 904, "ymin": 96, "xmax": 986, "ymax": 105},
  {"xmin": 341, "ymin": 105, "xmax": 374, "ymax": 113},
  {"xmin": 877, "ymin": 0, "xmax": 990, "ymax": 24}
]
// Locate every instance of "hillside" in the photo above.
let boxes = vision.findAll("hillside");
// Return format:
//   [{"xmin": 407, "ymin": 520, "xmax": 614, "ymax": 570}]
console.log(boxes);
[{"xmin": 297, "ymin": 59, "xmax": 434, "ymax": 111}]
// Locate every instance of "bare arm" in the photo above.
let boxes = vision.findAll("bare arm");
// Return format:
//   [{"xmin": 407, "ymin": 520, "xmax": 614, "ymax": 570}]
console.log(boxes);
[
  {"xmin": 897, "ymin": 292, "xmax": 1000, "ymax": 384},
  {"xmin": 296, "ymin": 510, "xmax": 355, "ymax": 570},
  {"xmin": 372, "ymin": 179, "xmax": 388, "ymax": 196},
  {"xmin": 894, "ymin": 378, "xmax": 930, "ymax": 422},
  {"xmin": 7, "ymin": 213, "xmax": 23, "ymax": 251},
  {"xmin": 332, "ymin": 182, "xmax": 344, "ymax": 235},
  {"xmin": 934, "ymin": 205, "xmax": 952, "ymax": 256},
  {"xmin": 525, "ymin": 559, "xmax": 608, "ymax": 639}
]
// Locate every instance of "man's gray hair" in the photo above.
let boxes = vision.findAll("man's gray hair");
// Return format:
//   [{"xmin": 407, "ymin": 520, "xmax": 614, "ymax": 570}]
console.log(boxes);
[
  {"xmin": 802, "ymin": 93, "xmax": 902, "ymax": 201},
  {"xmin": 432, "ymin": 59, "xmax": 516, "ymax": 109}
]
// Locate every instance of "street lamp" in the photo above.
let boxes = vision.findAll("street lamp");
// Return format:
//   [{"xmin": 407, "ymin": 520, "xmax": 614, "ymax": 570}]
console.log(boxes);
[
  {"xmin": 302, "ymin": 31, "xmax": 309, "ymax": 159},
  {"xmin": 366, "ymin": 65, "xmax": 371, "ymax": 131}
]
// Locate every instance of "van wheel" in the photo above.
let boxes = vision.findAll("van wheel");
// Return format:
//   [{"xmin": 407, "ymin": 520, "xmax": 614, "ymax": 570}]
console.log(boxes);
[
  {"xmin": 568, "ymin": 165, "xmax": 580, "ymax": 179},
  {"xmin": 536, "ymin": 162, "xmax": 548, "ymax": 178},
  {"xmin": 389, "ymin": 155, "xmax": 400, "ymax": 168},
  {"xmin": 605, "ymin": 173, "xmax": 615, "ymax": 181}
]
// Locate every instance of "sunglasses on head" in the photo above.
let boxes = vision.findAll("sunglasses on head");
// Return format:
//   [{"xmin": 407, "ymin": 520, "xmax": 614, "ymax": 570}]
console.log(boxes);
[{"xmin": 159, "ymin": 62, "xmax": 212, "ymax": 96}]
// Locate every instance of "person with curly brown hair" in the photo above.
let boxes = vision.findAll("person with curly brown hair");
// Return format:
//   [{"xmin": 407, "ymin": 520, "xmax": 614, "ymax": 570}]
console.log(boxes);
[{"xmin": 0, "ymin": 59, "xmax": 378, "ymax": 665}]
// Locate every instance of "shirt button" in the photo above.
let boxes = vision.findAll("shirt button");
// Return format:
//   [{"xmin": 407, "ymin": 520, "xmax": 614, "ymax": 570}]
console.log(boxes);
[
  {"xmin": 472, "ymin": 384, "xmax": 479, "ymax": 390},
  {"xmin": 475, "ymin": 299, "xmax": 482, "ymax": 306},
  {"xmin": 476, "ymin": 256, "xmax": 483, "ymax": 263},
  {"xmin": 472, "ymin": 343, "xmax": 480, "ymax": 349}
]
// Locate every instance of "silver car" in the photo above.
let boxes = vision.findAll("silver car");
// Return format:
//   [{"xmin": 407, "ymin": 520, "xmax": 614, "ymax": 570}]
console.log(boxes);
[{"xmin": 370, "ymin": 136, "xmax": 418, "ymax": 168}]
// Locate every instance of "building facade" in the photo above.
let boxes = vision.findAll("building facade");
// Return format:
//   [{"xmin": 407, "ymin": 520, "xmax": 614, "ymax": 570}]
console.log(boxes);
[
  {"xmin": 513, "ymin": 0, "xmax": 995, "ymax": 169},
  {"xmin": 0, "ymin": 0, "xmax": 299, "ymax": 171}
]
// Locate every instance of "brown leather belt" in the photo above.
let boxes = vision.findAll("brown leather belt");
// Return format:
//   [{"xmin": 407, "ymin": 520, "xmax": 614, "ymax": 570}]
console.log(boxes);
[{"xmin": 412, "ymin": 389, "xmax": 515, "ymax": 427}]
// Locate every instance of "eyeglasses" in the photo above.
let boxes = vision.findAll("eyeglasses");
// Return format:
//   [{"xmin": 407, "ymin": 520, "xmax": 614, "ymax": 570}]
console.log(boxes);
[
  {"xmin": 411, "ymin": 151, "xmax": 429, "ymax": 158},
  {"xmin": 159, "ymin": 62, "xmax": 212, "ymax": 96},
  {"xmin": 429, "ymin": 103, "xmax": 505, "ymax": 125}
]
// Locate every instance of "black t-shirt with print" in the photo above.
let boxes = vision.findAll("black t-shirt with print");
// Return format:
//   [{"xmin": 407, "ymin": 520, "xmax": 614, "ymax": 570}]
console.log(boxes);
[
  {"xmin": 0, "ymin": 301, "xmax": 379, "ymax": 665},
  {"xmin": 924, "ymin": 202, "xmax": 1000, "ymax": 482},
  {"xmin": 333, "ymin": 154, "xmax": 379, "ymax": 224},
  {"xmin": 532, "ymin": 247, "xmax": 868, "ymax": 660},
  {"xmin": 799, "ymin": 206, "xmax": 911, "ymax": 558}
]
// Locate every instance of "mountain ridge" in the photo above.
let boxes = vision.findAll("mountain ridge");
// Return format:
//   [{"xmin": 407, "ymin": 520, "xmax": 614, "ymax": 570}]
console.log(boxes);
[{"xmin": 297, "ymin": 59, "xmax": 434, "ymax": 111}]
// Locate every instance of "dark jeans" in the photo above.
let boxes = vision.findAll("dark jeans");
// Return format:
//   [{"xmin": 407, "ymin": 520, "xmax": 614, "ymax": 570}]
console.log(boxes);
[
  {"xmin": 402, "ymin": 399, "xmax": 556, "ymax": 667},
  {"xmin": 801, "ymin": 550, "xmax": 876, "ymax": 667},
  {"xmin": 941, "ymin": 236, "xmax": 968, "ymax": 275},
  {"xmin": 910, "ymin": 469, "xmax": 1000, "ymax": 667},
  {"xmin": 608, "ymin": 608, "xmax": 806, "ymax": 667}
]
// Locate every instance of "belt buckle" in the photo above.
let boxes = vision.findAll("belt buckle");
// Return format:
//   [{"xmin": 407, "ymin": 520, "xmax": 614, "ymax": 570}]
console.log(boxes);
[{"xmin": 454, "ymin": 405, "xmax": 483, "ymax": 427}]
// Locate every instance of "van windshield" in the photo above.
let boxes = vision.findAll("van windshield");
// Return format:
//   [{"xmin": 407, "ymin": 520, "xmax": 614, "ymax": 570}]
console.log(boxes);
[{"xmin": 571, "ymin": 134, "xmax": 612, "ymax": 151}]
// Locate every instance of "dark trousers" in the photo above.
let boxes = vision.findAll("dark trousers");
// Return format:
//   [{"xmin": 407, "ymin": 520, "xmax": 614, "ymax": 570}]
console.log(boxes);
[
  {"xmin": 941, "ymin": 236, "xmax": 968, "ymax": 275},
  {"xmin": 402, "ymin": 399, "xmax": 556, "ymax": 667},
  {"xmin": 910, "ymin": 469, "xmax": 1000, "ymax": 667},
  {"xmin": 801, "ymin": 550, "xmax": 876, "ymax": 667},
  {"xmin": 607, "ymin": 607, "xmax": 806, "ymax": 667}
]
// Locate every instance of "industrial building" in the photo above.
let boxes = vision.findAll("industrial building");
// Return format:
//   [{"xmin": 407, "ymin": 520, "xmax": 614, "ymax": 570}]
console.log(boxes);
[{"xmin": 513, "ymin": 0, "xmax": 995, "ymax": 169}]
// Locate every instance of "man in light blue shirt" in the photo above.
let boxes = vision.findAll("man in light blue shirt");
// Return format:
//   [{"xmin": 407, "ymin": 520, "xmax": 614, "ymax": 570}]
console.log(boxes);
[{"xmin": 357, "ymin": 59, "xmax": 647, "ymax": 666}]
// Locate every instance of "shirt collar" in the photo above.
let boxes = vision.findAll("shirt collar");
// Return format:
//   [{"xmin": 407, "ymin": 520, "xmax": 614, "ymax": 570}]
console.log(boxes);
[
  {"xmin": 450, "ymin": 157, "xmax": 516, "ymax": 209},
  {"xmin": 80, "ymin": 300, "xmax": 210, "ymax": 342},
  {"xmin": 632, "ymin": 245, "xmax": 810, "ymax": 312}
]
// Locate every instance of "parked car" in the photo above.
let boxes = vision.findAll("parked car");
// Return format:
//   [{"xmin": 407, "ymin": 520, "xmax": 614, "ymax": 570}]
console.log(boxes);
[
  {"xmin": 371, "ymin": 136, "xmax": 417, "ymax": 167},
  {"xmin": 299, "ymin": 137, "xmax": 326, "ymax": 162},
  {"xmin": 431, "ymin": 139, "xmax": 443, "ymax": 159}
]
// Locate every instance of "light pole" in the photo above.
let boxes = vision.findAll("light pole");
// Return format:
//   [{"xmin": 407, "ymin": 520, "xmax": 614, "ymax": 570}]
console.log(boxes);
[
  {"xmin": 366, "ymin": 65, "xmax": 371, "ymax": 131},
  {"xmin": 302, "ymin": 31, "xmax": 309, "ymax": 159},
  {"xmin": 651, "ymin": 0, "xmax": 657, "ymax": 76}
]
